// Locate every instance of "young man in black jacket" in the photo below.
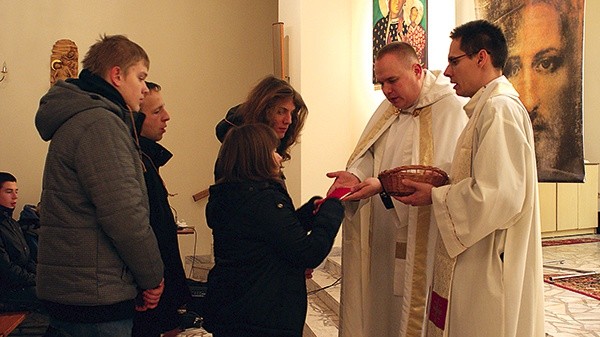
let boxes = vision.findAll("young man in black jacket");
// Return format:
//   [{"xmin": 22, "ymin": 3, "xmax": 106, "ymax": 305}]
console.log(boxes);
[
  {"xmin": 0, "ymin": 172, "xmax": 39, "ymax": 312},
  {"xmin": 133, "ymin": 82, "xmax": 191, "ymax": 337}
]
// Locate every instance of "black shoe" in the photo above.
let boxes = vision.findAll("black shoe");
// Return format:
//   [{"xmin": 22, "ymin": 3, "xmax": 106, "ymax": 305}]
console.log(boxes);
[{"xmin": 179, "ymin": 311, "xmax": 203, "ymax": 330}]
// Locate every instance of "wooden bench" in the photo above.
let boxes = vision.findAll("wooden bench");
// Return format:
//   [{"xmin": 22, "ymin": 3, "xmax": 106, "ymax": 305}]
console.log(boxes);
[{"xmin": 0, "ymin": 312, "xmax": 28, "ymax": 337}]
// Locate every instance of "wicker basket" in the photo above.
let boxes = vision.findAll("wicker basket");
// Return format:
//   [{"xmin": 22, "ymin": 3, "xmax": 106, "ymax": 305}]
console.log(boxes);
[{"xmin": 378, "ymin": 165, "xmax": 449, "ymax": 196}]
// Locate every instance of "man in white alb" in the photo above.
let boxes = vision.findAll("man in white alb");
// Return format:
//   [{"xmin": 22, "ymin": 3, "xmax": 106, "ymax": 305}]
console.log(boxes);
[{"xmin": 397, "ymin": 20, "xmax": 545, "ymax": 337}]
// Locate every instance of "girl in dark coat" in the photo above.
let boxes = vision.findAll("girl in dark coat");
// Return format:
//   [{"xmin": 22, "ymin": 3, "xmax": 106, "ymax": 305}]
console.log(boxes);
[{"xmin": 204, "ymin": 124, "xmax": 344, "ymax": 337}]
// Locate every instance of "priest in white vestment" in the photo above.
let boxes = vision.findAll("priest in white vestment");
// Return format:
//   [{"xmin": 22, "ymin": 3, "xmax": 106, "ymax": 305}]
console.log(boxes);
[
  {"xmin": 327, "ymin": 42, "xmax": 467, "ymax": 337},
  {"xmin": 397, "ymin": 21, "xmax": 545, "ymax": 337}
]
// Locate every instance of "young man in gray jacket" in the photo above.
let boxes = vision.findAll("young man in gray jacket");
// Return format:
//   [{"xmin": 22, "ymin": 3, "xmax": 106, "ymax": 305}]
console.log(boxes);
[{"xmin": 35, "ymin": 35, "xmax": 164, "ymax": 337}]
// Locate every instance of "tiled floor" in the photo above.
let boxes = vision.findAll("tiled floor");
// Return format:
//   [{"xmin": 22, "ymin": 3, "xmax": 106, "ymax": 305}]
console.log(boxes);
[
  {"xmin": 542, "ymin": 234, "xmax": 600, "ymax": 337},
  {"xmin": 178, "ymin": 234, "xmax": 600, "ymax": 337}
]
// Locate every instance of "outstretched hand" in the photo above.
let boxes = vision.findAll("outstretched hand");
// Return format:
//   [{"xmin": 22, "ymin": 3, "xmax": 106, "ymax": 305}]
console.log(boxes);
[
  {"xmin": 325, "ymin": 172, "xmax": 385, "ymax": 201},
  {"xmin": 393, "ymin": 179, "xmax": 433, "ymax": 206},
  {"xmin": 344, "ymin": 177, "xmax": 382, "ymax": 201},
  {"xmin": 326, "ymin": 171, "xmax": 360, "ymax": 196}
]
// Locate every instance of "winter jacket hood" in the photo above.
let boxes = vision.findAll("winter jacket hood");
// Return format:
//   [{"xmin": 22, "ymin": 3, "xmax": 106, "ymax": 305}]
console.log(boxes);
[
  {"xmin": 215, "ymin": 104, "xmax": 243, "ymax": 143},
  {"xmin": 35, "ymin": 69, "xmax": 129, "ymax": 141}
]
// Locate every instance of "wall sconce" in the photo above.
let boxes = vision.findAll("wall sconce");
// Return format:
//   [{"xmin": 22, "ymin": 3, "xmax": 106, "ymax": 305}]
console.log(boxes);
[{"xmin": 0, "ymin": 62, "xmax": 7, "ymax": 82}]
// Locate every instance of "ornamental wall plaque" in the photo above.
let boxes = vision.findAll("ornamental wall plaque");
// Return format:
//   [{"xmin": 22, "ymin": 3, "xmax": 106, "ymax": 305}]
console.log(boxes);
[{"xmin": 50, "ymin": 39, "xmax": 78, "ymax": 86}]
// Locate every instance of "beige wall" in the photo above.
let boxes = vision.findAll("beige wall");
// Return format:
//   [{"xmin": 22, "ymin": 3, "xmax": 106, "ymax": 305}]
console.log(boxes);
[
  {"xmin": 583, "ymin": 2, "xmax": 600, "ymax": 159},
  {"xmin": 0, "ymin": 0, "xmax": 277, "ymax": 257},
  {"xmin": 582, "ymin": 1, "xmax": 600, "ymax": 209}
]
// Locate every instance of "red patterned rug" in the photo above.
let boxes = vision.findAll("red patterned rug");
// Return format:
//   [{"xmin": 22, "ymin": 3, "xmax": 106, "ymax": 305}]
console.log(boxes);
[
  {"xmin": 544, "ymin": 273, "xmax": 600, "ymax": 301},
  {"xmin": 542, "ymin": 237, "xmax": 600, "ymax": 247}
]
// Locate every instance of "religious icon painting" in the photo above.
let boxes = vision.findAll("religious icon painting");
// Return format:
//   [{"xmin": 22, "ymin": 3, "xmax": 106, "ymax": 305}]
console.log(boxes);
[
  {"xmin": 373, "ymin": 0, "xmax": 428, "ymax": 85},
  {"xmin": 50, "ymin": 39, "xmax": 78, "ymax": 86},
  {"xmin": 475, "ymin": 0, "xmax": 585, "ymax": 182}
]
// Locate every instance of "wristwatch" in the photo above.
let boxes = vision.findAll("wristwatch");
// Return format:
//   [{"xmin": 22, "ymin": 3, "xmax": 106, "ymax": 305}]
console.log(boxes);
[{"xmin": 378, "ymin": 179, "xmax": 394, "ymax": 209}]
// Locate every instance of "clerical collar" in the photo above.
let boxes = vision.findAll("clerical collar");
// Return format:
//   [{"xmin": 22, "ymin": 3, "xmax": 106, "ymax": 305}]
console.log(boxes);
[
  {"xmin": 394, "ymin": 97, "xmax": 420, "ymax": 116},
  {"xmin": 394, "ymin": 108, "xmax": 421, "ymax": 117}
]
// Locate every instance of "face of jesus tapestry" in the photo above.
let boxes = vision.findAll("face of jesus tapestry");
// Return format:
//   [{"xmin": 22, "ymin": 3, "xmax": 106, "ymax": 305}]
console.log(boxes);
[{"xmin": 476, "ymin": 0, "xmax": 585, "ymax": 182}]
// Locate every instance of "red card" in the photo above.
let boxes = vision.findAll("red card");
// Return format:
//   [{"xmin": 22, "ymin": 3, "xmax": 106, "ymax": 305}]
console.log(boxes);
[
  {"xmin": 314, "ymin": 187, "xmax": 352, "ymax": 214},
  {"xmin": 328, "ymin": 187, "xmax": 352, "ymax": 200}
]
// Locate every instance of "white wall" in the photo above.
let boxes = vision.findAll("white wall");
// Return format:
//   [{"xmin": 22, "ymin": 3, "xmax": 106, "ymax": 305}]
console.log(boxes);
[{"xmin": 278, "ymin": 0, "xmax": 354, "ymax": 204}]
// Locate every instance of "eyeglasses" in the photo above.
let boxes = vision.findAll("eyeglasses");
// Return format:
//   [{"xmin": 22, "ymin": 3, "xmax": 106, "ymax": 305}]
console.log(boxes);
[{"xmin": 447, "ymin": 53, "xmax": 470, "ymax": 67}]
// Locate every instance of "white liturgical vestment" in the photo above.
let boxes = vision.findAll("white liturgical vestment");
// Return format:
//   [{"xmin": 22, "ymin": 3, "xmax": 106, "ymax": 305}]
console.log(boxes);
[
  {"xmin": 339, "ymin": 70, "xmax": 467, "ymax": 337},
  {"xmin": 428, "ymin": 76, "xmax": 545, "ymax": 337}
]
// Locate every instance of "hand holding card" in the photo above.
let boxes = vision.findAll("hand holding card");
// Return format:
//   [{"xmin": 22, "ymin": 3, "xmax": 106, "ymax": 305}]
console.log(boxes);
[
  {"xmin": 313, "ymin": 187, "xmax": 352, "ymax": 214},
  {"xmin": 328, "ymin": 187, "xmax": 353, "ymax": 200}
]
